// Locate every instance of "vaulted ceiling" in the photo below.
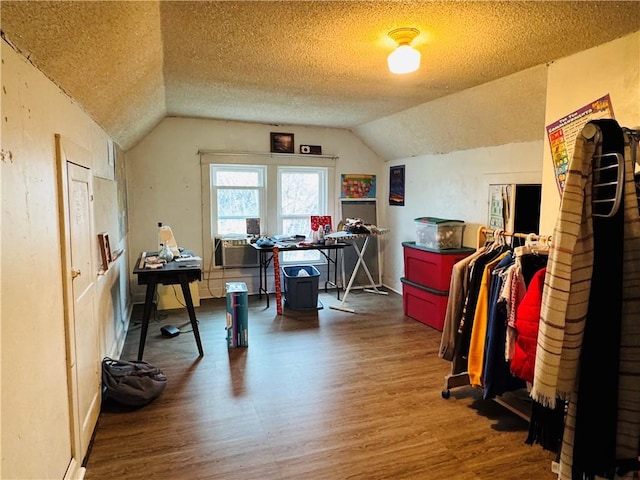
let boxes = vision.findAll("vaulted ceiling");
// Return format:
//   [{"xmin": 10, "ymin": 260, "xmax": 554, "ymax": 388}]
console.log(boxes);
[{"xmin": 2, "ymin": 1, "xmax": 639, "ymax": 150}]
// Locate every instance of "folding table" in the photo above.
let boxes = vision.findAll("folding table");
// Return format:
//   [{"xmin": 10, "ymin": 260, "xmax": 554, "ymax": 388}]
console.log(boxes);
[{"xmin": 251, "ymin": 242, "xmax": 349, "ymax": 308}]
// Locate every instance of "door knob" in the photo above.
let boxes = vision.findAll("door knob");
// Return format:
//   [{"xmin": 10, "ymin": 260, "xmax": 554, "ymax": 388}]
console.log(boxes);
[{"xmin": 71, "ymin": 268, "xmax": 81, "ymax": 279}]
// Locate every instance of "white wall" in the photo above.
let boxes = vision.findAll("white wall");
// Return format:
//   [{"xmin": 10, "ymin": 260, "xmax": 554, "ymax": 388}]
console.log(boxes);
[
  {"xmin": 379, "ymin": 141, "xmax": 543, "ymax": 294},
  {"xmin": 1, "ymin": 40, "xmax": 129, "ymax": 479},
  {"xmin": 355, "ymin": 67, "xmax": 548, "ymax": 294},
  {"xmin": 540, "ymin": 32, "xmax": 640, "ymax": 234},
  {"xmin": 125, "ymin": 117, "xmax": 383, "ymax": 300}
]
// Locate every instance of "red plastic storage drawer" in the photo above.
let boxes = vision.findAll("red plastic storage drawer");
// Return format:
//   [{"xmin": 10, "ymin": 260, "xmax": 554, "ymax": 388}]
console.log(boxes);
[
  {"xmin": 402, "ymin": 242, "xmax": 474, "ymax": 292},
  {"xmin": 401, "ymin": 277, "xmax": 449, "ymax": 331}
]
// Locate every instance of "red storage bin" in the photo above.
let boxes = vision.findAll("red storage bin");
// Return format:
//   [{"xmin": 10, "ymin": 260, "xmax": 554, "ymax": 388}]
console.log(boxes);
[
  {"xmin": 401, "ymin": 278, "xmax": 449, "ymax": 331},
  {"xmin": 402, "ymin": 242, "xmax": 474, "ymax": 292}
]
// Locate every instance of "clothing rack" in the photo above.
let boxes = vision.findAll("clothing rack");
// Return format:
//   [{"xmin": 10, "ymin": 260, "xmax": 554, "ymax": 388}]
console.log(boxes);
[
  {"xmin": 476, "ymin": 227, "xmax": 552, "ymax": 250},
  {"xmin": 442, "ymin": 226, "xmax": 552, "ymax": 421},
  {"xmin": 441, "ymin": 123, "xmax": 640, "ymax": 477}
]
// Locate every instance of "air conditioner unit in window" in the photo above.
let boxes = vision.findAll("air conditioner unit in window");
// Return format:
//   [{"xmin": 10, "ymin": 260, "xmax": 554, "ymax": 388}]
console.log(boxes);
[{"xmin": 213, "ymin": 237, "xmax": 259, "ymax": 268}]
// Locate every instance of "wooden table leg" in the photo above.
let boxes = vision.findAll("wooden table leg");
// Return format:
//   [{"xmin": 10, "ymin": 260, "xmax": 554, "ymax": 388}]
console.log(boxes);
[
  {"xmin": 179, "ymin": 274, "xmax": 204, "ymax": 357},
  {"xmin": 137, "ymin": 279, "xmax": 156, "ymax": 361}
]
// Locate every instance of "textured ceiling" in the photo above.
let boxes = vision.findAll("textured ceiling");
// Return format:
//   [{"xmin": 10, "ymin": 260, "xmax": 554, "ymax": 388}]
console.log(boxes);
[{"xmin": 2, "ymin": 1, "xmax": 640, "ymax": 150}]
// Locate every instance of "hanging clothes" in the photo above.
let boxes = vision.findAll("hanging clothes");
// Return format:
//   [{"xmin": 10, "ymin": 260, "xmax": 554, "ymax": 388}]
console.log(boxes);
[
  {"xmin": 526, "ymin": 397, "xmax": 565, "ymax": 455},
  {"xmin": 440, "ymin": 229, "xmax": 560, "ymax": 446},
  {"xmin": 467, "ymin": 251, "xmax": 510, "ymax": 387},
  {"xmin": 441, "ymin": 233, "xmax": 546, "ymax": 395},
  {"xmin": 439, "ymin": 248, "xmax": 486, "ymax": 364},
  {"xmin": 480, "ymin": 252, "xmax": 527, "ymax": 399},
  {"xmin": 510, "ymin": 267, "xmax": 546, "ymax": 384},
  {"xmin": 571, "ymin": 120, "xmax": 624, "ymax": 479},
  {"xmin": 531, "ymin": 119, "xmax": 640, "ymax": 479},
  {"xmin": 456, "ymin": 242, "xmax": 510, "ymax": 364},
  {"xmin": 504, "ymin": 249, "xmax": 549, "ymax": 361},
  {"xmin": 503, "ymin": 259, "xmax": 526, "ymax": 361},
  {"xmin": 480, "ymin": 249, "xmax": 547, "ymax": 398}
]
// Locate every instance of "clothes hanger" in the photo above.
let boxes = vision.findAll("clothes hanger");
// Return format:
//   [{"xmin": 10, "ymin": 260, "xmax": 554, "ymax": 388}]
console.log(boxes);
[
  {"xmin": 513, "ymin": 233, "xmax": 550, "ymax": 257},
  {"xmin": 537, "ymin": 235, "xmax": 551, "ymax": 254},
  {"xmin": 487, "ymin": 228, "xmax": 504, "ymax": 252},
  {"xmin": 513, "ymin": 233, "xmax": 535, "ymax": 257}
]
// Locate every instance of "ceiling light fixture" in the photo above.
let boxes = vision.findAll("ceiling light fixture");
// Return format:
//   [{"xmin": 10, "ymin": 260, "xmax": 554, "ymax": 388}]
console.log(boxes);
[{"xmin": 387, "ymin": 27, "xmax": 421, "ymax": 74}]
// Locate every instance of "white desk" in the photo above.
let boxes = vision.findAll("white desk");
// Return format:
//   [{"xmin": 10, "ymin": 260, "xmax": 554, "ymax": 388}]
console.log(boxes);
[{"xmin": 326, "ymin": 228, "xmax": 389, "ymax": 313}]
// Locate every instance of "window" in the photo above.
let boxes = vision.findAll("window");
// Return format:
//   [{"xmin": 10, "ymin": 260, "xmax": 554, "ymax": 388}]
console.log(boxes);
[
  {"xmin": 202, "ymin": 154, "xmax": 335, "ymax": 269},
  {"xmin": 210, "ymin": 165, "xmax": 265, "ymax": 236},
  {"xmin": 278, "ymin": 166, "xmax": 327, "ymax": 262}
]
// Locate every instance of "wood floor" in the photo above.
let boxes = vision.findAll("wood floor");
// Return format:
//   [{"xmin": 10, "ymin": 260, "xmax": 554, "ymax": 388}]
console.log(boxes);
[{"xmin": 84, "ymin": 289, "xmax": 558, "ymax": 480}]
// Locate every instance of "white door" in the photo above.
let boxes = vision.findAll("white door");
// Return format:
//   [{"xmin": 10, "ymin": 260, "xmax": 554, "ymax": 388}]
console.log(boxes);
[
  {"xmin": 68, "ymin": 161, "xmax": 101, "ymax": 456},
  {"xmin": 57, "ymin": 135, "xmax": 101, "ymax": 476}
]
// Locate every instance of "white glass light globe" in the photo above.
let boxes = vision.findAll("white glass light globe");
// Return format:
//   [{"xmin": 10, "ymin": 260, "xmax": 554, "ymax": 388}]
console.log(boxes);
[{"xmin": 387, "ymin": 45, "xmax": 421, "ymax": 74}]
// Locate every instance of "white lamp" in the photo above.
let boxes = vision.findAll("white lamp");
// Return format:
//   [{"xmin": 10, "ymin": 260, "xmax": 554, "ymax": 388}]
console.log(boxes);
[{"xmin": 387, "ymin": 27, "xmax": 420, "ymax": 74}]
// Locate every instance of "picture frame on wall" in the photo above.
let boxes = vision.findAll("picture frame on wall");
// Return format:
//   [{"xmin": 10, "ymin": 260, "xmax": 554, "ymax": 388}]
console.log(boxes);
[
  {"xmin": 270, "ymin": 132, "xmax": 294, "ymax": 153},
  {"xmin": 340, "ymin": 174, "xmax": 376, "ymax": 199},
  {"xmin": 389, "ymin": 165, "xmax": 405, "ymax": 206},
  {"xmin": 98, "ymin": 232, "xmax": 112, "ymax": 271}
]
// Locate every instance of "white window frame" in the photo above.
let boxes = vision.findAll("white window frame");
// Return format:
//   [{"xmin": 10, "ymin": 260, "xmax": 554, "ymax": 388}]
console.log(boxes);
[
  {"xmin": 277, "ymin": 166, "xmax": 329, "ymax": 263},
  {"xmin": 200, "ymin": 152, "xmax": 336, "ymax": 272},
  {"xmin": 277, "ymin": 166, "xmax": 328, "ymax": 235},
  {"xmin": 209, "ymin": 164, "xmax": 266, "ymax": 237}
]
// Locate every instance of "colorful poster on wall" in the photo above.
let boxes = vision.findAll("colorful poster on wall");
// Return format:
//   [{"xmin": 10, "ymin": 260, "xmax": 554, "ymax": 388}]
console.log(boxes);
[
  {"xmin": 546, "ymin": 94, "xmax": 615, "ymax": 195},
  {"xmin": 340, "ymin": 174, "xmax": 376, "ymax": 199},
  {"xmin": 389, "ymin": 165, "xmax": 405, "ymax": 206}
]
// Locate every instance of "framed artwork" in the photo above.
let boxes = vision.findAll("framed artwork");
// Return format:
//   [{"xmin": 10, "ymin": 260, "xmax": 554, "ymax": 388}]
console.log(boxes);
[
  {"xmin": 340, "ymin": 174, "xmax": 376, "ymax": 199},
  {"xmin": 389, "ymin": 165, "xmax": 405, "ymax": 206},
  {"xmin": 98, "ymin": 232, "xmax": 112, "ymax": 271},
  {"xmin": 270, "ymin": 132, "xmax": 294, "ymax": 153}
]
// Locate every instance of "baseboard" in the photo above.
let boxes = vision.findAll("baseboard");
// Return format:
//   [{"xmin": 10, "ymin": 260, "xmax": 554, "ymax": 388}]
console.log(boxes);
[
  {"xmin": 382, "ymin": 282, "xmax": 401, "ymax": 295},
  {"xmin": 64, "ymin": 458, "xmax": 86, "ymax": 480}
]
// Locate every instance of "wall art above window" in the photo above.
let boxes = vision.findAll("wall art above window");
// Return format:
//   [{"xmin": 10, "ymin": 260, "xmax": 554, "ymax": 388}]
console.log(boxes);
[{"xmin": 270, "ymin": 132, "xmax": 294, "ymax": 154}]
